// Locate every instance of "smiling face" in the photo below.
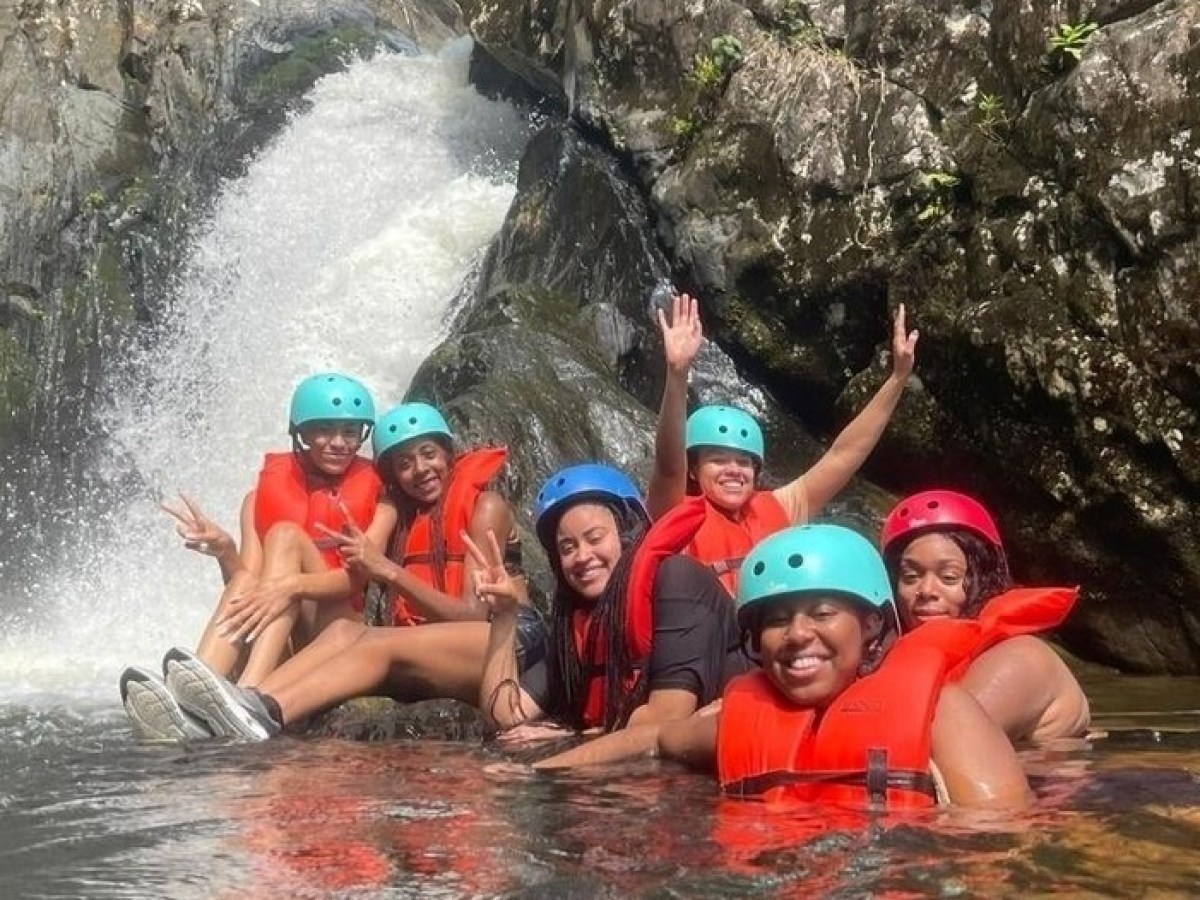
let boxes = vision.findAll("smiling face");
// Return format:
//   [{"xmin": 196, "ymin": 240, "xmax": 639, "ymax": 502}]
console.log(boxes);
[
  {"xmin": 298, "ymin": 421, "xmax": 366, "ymax": 476},
  {"xmin": 385, "ymin": 438, "xmax": 452, "ymax": 506},
  {"xmin": 755, "ymin": 594, "xmax": 878, "ymax": 708},
  {"xmin": 691, "ymin": 448, "xmax": 757, "ymax": 513},
  {"xmin": 894, "ymin": 532, "xmax": 970, "ymax": 630},
  {"xmin": 553, "ymin": 502, "xmax": 623, "ymax": 602}
]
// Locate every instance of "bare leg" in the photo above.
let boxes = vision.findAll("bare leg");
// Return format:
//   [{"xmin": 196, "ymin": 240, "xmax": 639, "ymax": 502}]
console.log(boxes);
[
  {"xmin": 237, "ymin": 523, "xmax": 335, "ymax": 687},
  {"xmin": 268, "ymin": 622, "xmax": 491, "ymax": 724},
  {"xmin": 195, "ymin": 569, "xmax": 258, "ymax": 678},
  {"xmin": 255, "ymin": 617, "xmax": 371, "ymax": 697}
]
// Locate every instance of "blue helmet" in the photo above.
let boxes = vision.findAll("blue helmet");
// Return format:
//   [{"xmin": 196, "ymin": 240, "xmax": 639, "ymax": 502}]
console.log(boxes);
[
  {"xmin": 685, "ymin": 405, "xmax": 764, "ymax": 464},
  {"xmin": 533, "ymin": 463, "xmax": 647, "ymax": 550},
  {"xmin": 736, "ymin": 524, "xmax": 894, "ymax": 629},
  {"xmin": 289, "ymin": 373, "xmax": 375, "ymax": 432},
  {"xmin": 372, "ymin": 402, "xmax": 453, "ymax": 459}
]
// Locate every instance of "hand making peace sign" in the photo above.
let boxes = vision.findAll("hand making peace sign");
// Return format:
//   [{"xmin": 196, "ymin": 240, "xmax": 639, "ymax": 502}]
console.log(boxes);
[
  {"xmin": 315, "ymin": 501, "xmax": 392, "ymax": 581},
  {"xmin": 462, "ymin": 528, "xmax": 524, "ymax": 618}
]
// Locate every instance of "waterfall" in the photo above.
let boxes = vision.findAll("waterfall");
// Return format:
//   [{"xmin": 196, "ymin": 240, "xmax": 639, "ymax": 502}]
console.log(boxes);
[{"xmin": 0, "ymin": 38, "xmax": 530, "ymax": 703}]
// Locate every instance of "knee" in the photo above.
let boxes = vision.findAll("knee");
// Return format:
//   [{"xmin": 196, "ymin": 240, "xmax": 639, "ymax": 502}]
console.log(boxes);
[{"xmin": 262, "ymin": 521, "xmax": 310, "ymax": 554}]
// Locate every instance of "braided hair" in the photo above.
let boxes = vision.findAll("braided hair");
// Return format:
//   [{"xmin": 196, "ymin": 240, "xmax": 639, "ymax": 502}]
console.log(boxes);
[{"xmin": 542, "ymin": 497, "xmax": 650, "ymax": 732}]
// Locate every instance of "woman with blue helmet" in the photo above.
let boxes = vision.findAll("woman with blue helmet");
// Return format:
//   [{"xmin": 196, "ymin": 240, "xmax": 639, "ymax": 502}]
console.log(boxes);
[
  {"xmin": 473, "ymin": 462, "xmax": 753, "ymax": 740},
  {"xmin": 648, "ymin": 293, "xmax": 918, "ymax": 596},
  {"xmin": 533, "ymin": 524, "xmax": 1031, "ymax": 811},
  {"xmin": 121, "ymin": 373, "xmax": 395, "ymax": 741}
]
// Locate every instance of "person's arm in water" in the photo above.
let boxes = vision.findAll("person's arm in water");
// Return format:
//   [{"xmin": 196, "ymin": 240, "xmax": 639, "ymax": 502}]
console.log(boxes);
[
  {"xmin": 647, "ymin": 292, "xmax": 704, "ymax": 519},
  {"xmin": 959, "ymin": 635, "xmax": 1091, "ymax": 744},
  {"xmin": 773, "ymin": 304, "xmax": 919, "ymax": 524},
  {"xmin": 333, "ymin": 491, "xmax": 522, "ymax": 623},
  {"xmin": 534, "ymin": 697, "xmax": 721, "ymax": 770},
  {"xmin": 533, "ymin": 557, "xmax": 735, "ymax": 768},
  {"xmin": 930, "ymin": 684, "xmax": 1032, "ymax": 808},
  {"xmin": 467, "ymin": 530, "xmax": 545, "ymax": 730},
  {"xmin": 218, "ymin": 498, "xmax": 397, "ymax": 643},
  {"xmin": 162, "ymin": 492, "xmax": 243, "ymax": 584}
]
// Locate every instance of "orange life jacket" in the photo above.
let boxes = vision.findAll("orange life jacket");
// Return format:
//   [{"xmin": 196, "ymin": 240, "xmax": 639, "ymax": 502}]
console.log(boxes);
[
  {"xmin": 573, "ymin": 496, "xmax": 709, "ymax": 730},
  {"xmin": 253, "ymin": 452, "xmax": 382, "ymax": 570},
  {"xmin": 946, "ymin": 586, "xmax": 1078, "ymax": 679},
  {"xmin": 685, "ymin": 493, "xmax": 791, "ymax": 595},
  {"xmin": 717, "ymin": 618, "xmax": 983, "ymax": 808},
  {"xmin": 389, "ymin": 447, "xmax": 507, "ymax": 626}
]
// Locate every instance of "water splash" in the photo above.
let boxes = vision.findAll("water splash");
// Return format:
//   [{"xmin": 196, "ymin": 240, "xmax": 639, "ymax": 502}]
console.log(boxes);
[{"xmin": 0, "ymin": 39, "xmax": 530, "ymax": 701}]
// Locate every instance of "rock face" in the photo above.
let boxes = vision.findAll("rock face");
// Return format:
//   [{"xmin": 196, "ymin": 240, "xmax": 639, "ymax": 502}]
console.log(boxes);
[
  {"xmin": 456, "ymin": 0, "xmax": 1200, "ymax": 673},
  {"xmin": 0, "ymin": 0, "xmax": 460, "ymax": 475},
  {"xmin": 0, "ymin": 0, "xmax": 462, "ymax": 581}
]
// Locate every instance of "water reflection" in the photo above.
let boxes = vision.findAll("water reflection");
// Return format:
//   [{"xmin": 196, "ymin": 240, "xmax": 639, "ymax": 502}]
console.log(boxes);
[{"xmin": 5, "ymin": 701, "xmax": 1200, "ymax": 896}]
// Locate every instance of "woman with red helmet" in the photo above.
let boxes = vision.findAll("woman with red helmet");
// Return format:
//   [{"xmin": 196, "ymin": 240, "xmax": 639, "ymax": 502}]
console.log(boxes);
[{"xmin": 881, "ymin": 489, "xmax": 1090, "ymax": 743}]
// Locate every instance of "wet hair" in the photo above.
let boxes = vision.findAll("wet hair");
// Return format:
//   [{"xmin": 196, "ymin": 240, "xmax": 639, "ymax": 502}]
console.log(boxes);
[
  {"xmin": 542, "ymin": 497, "xmax": 650, "ymax": 731},
  {"xmin": 883, "ymin": 527, "xmax": 1012, "ymax": 622},
  {"xmin": 380, "ymin": 435, "xmax": 457, "ymax": 590}
]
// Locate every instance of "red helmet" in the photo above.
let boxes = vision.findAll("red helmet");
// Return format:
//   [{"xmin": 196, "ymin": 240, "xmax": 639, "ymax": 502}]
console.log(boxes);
[{"xmin": 881, "ymin": 490, "xmax": 1003, "ymax": 553}]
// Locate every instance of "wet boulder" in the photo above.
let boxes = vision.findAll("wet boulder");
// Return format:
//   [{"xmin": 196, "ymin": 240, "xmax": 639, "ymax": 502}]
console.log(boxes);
[{"xmin": 458, "ymin": 1, "xmax": 1200, "ymax": 672}]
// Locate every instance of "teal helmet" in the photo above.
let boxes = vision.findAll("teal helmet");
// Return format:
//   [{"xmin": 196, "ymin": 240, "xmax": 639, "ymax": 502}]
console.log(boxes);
[
  {"xmin": 685, "ymin": 405, "xmax": 764, "ymax": 464},
  {"xmin": 372, "ymin": 402, "xmax": 453, "ymax": 459},
  {"xmin": 289, "ymin": 373, "xmax": 375, "ymax": 432},
  {"xmin": 736, "ymin": 524, "xmax": 893, "ymax": 629}
]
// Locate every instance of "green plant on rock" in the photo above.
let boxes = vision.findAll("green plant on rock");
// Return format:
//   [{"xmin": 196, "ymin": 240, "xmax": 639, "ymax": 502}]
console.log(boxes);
[
  {"xmin": 671, "ymin": 115, "xmax": 700, "ymax": 141},
  {"xmin": 710, "ymin": 35, "xmax": 745, "ymax": 72},
  {"xmin": 915, "ymin": 170, "xmax": 961, "ymax": 225},
  {"xmin": 84, "ymin": 190, "xmax": 107, "ymax": 211},
  {"xmin": 688, "ymin": 34, "xmax": 744, "ymax": 90},
  {"xmin": 1048, "ymin": 21, "xmax": 1097, "ymax": 62},
  {"xmin": 974, "ymin": 92, "xmax": 1010, "ymax": 143},
  {"xmin": 675, "ymin": 35, "xmax": 744, "ymax": 152}
]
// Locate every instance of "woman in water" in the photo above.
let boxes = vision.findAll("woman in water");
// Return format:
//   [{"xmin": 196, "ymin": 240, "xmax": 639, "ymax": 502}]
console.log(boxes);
[
  {"xmin": 121, "ymin": 372, "xmax": 393, "ymax": 740},
  {"xmin": 880, "ymin": 489, "xmax": 1090, "ymax": 744},
  {"xmin": 476, "ymin": 463, "xmax": 752, "ymax": 736},
  {"xmin": 532, "ymin": 524, "xmax": 1032, "ymax": 812},
  {"xmin": 648, "ymin": 294, "xmax": 918, "ymax": 595}
]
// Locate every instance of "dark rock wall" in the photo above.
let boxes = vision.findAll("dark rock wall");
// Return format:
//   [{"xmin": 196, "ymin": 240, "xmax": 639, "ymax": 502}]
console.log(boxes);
[{"xmin": 456, "ymin": 0, "xmax": 1200, "ymax": 673}]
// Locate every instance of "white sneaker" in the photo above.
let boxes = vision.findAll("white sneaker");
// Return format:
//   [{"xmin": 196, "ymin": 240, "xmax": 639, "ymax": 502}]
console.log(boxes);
[
  {"xmin": 120, "ymin": 666, "xmax": 212, "ymax": 742},
  {"xmin": 162, "ymin": 647, "xmax": 279, "ymax": 742}
]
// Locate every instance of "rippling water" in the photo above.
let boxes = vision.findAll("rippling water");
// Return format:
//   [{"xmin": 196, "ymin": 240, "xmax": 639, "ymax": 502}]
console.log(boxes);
[{"xmin": 4, "ymin": 688, "xmax": 1200, "ymax": 897}]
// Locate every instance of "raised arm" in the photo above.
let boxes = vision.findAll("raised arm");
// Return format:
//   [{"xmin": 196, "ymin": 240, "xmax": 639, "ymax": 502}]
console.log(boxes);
[
  {"xmin": 773, "ymin": 304, "xmax": 918, "ymax": 523},
  {"xmin": 646, "ymin": 292, "xmax": 704, "ymax": 519},
  {"xmin": 930, "ymin": 684, "xmax": 1032, "ymax": 808}
]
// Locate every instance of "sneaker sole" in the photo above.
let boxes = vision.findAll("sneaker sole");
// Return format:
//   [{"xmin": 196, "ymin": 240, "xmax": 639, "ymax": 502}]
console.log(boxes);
[
  {"xmin": 122, "ymin": 672, "xmax": 210, "ymax": 742},
  {"xmin": 166, "ymin": 659, "xmax": 270, "ymax": 741}
]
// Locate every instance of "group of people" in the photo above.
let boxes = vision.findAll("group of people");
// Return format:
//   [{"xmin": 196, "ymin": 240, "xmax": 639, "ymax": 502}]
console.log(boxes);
[{"xmin": 120, "ymin": 297, "xmax": 1089, "ymax": 811}]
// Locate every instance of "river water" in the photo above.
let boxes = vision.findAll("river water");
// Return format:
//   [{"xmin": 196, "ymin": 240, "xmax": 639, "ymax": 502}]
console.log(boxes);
[{"xmin": 3, "ymin": 40, "xmax": 1200, "ymax": 899}]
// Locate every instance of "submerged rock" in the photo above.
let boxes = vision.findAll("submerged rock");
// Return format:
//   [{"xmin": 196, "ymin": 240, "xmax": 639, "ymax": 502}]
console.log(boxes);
[{"xmin": 306, "ymin": 697, "xmax": 485, "ymax": 742}]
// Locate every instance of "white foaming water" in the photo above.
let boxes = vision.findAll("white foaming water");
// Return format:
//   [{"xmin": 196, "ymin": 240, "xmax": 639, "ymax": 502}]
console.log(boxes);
[{"xmin": 0, "ymin": 40, "xmax": 529, "ymax": 703}]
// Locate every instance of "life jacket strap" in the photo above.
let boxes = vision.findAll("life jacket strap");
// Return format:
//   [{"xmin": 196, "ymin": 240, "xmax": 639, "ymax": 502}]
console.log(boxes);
[
  {"xmin": 710, "ymin": 556, "xmax": 745, "ymax": 577},
  {"xmin": 401, "ymin": 551, "xmax": 467, "ymax": 566},
  {"xmin": 724, "ymin": 765, "xmax": 938, "ymax": 802}
]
